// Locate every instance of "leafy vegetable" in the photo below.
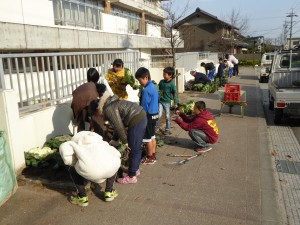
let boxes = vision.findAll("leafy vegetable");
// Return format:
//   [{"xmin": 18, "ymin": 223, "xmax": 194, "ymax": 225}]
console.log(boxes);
[
  {"xmin": 44, "ymin": 135, "xmax": 72, "ymax": 150},
  {"xmin": 25, "ymin": 147, "xmax": 56, "ymax": 167},
  {"xmin": 178, "ymin": 100, "xmax": 195, "ymax": 115},
  {"xmin": 292, "ymin": 80, "xmax": 300, "ymax": 86}
]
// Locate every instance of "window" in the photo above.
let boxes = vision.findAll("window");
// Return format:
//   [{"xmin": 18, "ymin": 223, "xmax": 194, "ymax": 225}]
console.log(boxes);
[
  {"xmin": 53, "ymin": 0, "xmax": 103, "ymax": 29},
  {"xmin": 111, "ymin": 6, "xmax": 141, "ymax": 34},
  {"xmin": 280, "ymin": 54, "xmax": 300, "ymax": 68}
]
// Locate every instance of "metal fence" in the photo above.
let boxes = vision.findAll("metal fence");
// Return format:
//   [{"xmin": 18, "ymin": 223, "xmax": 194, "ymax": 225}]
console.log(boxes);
[{"xmin": 0, "ymin": 50, "xmax": 139, "ymax": 113}]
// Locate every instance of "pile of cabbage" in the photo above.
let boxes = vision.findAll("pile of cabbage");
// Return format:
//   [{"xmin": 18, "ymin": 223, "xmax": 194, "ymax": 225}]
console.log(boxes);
[
  {"xmin": 24, "ymin": 135, "xmax": 72, "ymax": 167},
  {"xmin": 178, "ymin": 100, "xmax": 195, "ymax": 115}
]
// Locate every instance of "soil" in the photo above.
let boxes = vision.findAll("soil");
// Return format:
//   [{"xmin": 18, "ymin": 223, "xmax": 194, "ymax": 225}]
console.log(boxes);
[{"xmin": 21, "ymin": 165, "xmax": 70, "ymax": 183}]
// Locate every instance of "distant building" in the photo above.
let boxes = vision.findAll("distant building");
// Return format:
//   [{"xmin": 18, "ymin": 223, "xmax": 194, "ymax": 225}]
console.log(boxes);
[
  {"xmin": 284, "ymin": 38, "xmax": 300, "ymax": 50},
  {"xmin": 244, "ymin": 36, "xmax": 264, "ymax": 52},
  {"xmin": 174, "ymin": 7, "xmax": 246, "ymax": 54}
]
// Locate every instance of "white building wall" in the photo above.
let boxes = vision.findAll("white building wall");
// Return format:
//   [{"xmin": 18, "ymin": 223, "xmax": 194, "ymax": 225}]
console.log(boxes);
[
  {"xmin": 100, "ymin": 13, "xmax": 128, "ymax": 34},
  {"xmin": 149, "ymin": 67, "xmax": 185, "ymax": 94},
  {"xmin": 0, "ymin": 90, "xmax": 74, "ymax": 173},
  {"xmin": 0, "ymin": 0, "xmax": 55, "ymax": 26},
  {"xmin": 146, "ymin": 24, "xmax": 161, "ymax": 37}
]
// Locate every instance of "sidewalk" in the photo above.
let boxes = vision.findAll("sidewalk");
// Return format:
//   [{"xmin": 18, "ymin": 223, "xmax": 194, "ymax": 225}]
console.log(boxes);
[{"xmin": 0, "ymin": 67, "xmax": 286, "ymax": 225}]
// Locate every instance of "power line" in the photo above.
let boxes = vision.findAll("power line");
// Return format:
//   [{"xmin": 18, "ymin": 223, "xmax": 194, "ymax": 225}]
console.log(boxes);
[{"xmin": 250, "ymin": 16, "xmax": 286, "ymax": 21}]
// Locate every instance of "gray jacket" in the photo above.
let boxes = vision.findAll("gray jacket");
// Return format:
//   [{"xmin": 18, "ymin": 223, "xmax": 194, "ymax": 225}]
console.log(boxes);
[{"xmin": 103, "ymin": 95, "xmax": 144, "ymax": 143}]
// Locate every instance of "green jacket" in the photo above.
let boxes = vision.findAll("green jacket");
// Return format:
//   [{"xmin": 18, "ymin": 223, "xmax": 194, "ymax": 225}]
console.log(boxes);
[{"xmin": 158, "ymin": 79, "xmax": 178, "ymax": 104}]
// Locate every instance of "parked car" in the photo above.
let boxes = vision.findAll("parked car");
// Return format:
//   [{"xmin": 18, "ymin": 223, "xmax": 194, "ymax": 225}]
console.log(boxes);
[
  {"xmin": 268, "ymin": 50, "xmax": 300, "ymax": 123},
  {"xmin": 259, "ymin": 52, "xmax": 275, "ymax": 83}
]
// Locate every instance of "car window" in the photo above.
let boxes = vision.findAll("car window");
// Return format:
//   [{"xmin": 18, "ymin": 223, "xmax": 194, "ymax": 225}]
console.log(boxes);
[{"xmin": 279, "ymin": 54, "xmax": 300, "ymax": 68}]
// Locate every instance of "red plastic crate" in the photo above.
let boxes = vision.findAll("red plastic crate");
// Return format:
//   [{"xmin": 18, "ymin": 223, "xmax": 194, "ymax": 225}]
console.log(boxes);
[
  {"xmin": 224, "ymin": 92, "xmax": 240, "ymax": 101},
  {"xmin": 224, "ymin": 84, "xmax": 241, "ymax": 102},
  {"xmin": 225, "ymin": 84, "xmax": 240, "ymax": 93}
]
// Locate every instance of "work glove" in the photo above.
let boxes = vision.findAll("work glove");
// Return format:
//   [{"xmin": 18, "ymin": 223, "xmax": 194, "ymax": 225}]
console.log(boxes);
[{"xmin": 109, "ymin": 139, "xmax": 119, "ymax": 147}]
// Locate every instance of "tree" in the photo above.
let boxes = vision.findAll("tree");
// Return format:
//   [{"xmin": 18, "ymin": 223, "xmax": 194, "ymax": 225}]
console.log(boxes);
[{"xmin": 161, "ymin": 0, "xmax": 191, "ymax": 68}]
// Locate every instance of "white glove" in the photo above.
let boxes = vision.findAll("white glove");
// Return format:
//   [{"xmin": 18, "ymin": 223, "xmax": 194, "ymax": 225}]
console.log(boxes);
[{"xmin": 109, "ymin": 140, "xmax": 119, "ymax": 147}]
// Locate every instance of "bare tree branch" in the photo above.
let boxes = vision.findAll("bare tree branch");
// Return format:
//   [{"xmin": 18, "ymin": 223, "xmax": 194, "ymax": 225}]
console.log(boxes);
[{"xmin": 161, "ymin": 0, "xmax": 191, "ymax": 67}]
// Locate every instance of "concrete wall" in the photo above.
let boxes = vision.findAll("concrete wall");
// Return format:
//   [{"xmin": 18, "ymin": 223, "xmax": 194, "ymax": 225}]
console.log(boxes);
[
  {"xmin": 0, "ymin": 22, "xmax": 173, "ymax": 50},
  {"xmin": 0, "ymin": 89, "xmax": 74, "ymax": 173},
  {"xmin": 0, "ymin": 0, "xmax": 180, "ymax": 51},
  {"xmin": 149, "ymin": 67, "xmax": 185, "ymax": 94}
]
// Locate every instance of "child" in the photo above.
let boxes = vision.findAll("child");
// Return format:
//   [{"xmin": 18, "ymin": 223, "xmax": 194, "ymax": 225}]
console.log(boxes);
[
  {"xmin": 105, "ymin": 58, "xmax": 138, "ymax": 100},
  {"xmin": 60, "ymin": 131, "xmax": 120, "ymax": 206},
  {"xmin": 216, "ymin": 58, "xmax": 226, "ymax": 87},
  {"xmin": 71, "ymin": 68, "xmax": 103, "ymax": 136},
  {"xmin": 173, "ymin": 101, "xmax": 218, "ymax": 152},
  {"xmin": 89, "ymin": 88, "xmax": 147, "ymax": 184},
  {"xmin": 135, "ymin": 67, "xmax": 159, "ymax": 165},
  {"xmin": 225, "ymin": 59, "xmax": 234, "ymax": 78},
  {"xmin": 225, "ymin": 54, "xmax": 239, "ymax": 76},
  {"xmin": 158, "ymin": 67, "xmax": 179, "ymax": 135},
  {"xmin": 201, "ymin": 62, "xmax": 216, "ymax": 81}
]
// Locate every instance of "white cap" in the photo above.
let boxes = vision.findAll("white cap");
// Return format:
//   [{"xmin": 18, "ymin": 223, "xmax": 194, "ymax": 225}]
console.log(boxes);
[{"xmin": 190, "ymin": 68, "xmax": 197, "ymax": 72}]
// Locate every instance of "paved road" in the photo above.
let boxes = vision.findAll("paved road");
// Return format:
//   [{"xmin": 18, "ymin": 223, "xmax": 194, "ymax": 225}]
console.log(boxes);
[
  {"xmin": 259, "ymin": 77, "xmax": 300, "ymax": 225},
  {"xmin": 0, "ymin": 67, "xmax": 288, "ymax": 225}
]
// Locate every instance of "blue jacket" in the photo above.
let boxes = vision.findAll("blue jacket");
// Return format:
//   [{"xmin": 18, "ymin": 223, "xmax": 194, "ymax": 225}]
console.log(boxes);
[{"xmin": 140, "ymin": 80, "xmax": 159, "ymax": 115}]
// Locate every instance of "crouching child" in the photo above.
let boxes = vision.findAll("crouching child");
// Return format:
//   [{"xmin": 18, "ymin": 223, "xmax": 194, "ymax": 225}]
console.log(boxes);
[
  {"xmin": 59, "ymin": 131, "xmax": 121, "ymax": 206},
  {"xmin": 173, "ymin": 101, "xmax": 218, "ymax": 152}
]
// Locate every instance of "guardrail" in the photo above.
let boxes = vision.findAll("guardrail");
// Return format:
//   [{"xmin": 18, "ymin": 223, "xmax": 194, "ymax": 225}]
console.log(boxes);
[{"xmin": 0, "ymin": 50, "xmax": 139, "ymax": 114}]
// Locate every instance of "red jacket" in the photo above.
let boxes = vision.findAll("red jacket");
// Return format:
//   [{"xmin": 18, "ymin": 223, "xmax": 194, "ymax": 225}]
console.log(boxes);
[{"xmin": 174, "ymin": 110, "xmax": 218, "ymax": 144}]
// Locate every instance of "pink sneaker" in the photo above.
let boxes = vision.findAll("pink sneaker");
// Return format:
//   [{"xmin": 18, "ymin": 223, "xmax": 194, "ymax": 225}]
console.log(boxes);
[{"xmin": 117, "ymin": 176, "xmax": 137, "ymax": 184}]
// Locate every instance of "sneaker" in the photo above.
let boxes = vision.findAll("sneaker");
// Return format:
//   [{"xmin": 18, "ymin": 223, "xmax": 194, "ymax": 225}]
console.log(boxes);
[
  {"xmin": 141, "ymin": 157, "xmax": 156, "ymax": 165},
  {"xmin": 104, "ymin": 190, "xmax": 118, "ymax": 202},
  {"xmin": 162, "ymin": 130, "xmax": 172, "ymax": 135},
  {"xmin": 117, "ymin": 176, "xmax": 137, "ymax": 184},
  {"xmin": 196, "ymin": 146, "xmax": 212, "ymax": 153},
  {"xmin": 69, "ymin": 195, "xmax": 89, "ymax": 207}
]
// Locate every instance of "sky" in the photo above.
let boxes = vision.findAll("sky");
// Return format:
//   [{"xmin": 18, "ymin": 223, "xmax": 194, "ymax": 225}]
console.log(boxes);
[{"xmin": 171, "ymin": 0, "xmax": 300, "ymax": 42}]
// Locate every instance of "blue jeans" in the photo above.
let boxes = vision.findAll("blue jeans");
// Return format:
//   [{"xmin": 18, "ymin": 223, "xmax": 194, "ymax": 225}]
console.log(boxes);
[
  {"xmin": 188, "ymin": 129, "xmax": 209, "ymax": 148},
  {"xmin": 127, "ymin": 116, "xmax": 147, "ymax": 177},
  {"xmin": 228, "ymin": 68, "xmax": 233, "ymax": 78},
  {"xmin": 159, "ymin": 102, "xmax": 171, "ymax": 131},
  {"xmin": 208, "ymin": 68, "xmax": 216, "ymax": 80}
]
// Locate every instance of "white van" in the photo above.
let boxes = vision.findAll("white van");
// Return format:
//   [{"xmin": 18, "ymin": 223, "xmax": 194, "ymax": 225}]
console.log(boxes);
[{"xmin": 259, "ymin": 52, "xmax": 275, "ymax": 83}]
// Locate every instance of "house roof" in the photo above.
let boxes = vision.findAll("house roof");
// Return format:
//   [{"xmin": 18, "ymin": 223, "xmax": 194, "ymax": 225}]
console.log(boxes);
[{"xmin": 174, "ymin": 7, "xmax": 238, "ymax": 30}]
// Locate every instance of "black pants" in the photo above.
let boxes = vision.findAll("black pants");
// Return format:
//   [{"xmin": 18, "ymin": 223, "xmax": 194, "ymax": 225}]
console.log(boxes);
[
  {"xmin": 77, "ymin": 108, "xmax": 104, "ymax": 137},
  {"xmin": 68, "ymin": 167, "xmax": 116, "ymax": 197},
  {"xmin": 233, "ymin": 64, "xmax": 239, "ymax": 76}
]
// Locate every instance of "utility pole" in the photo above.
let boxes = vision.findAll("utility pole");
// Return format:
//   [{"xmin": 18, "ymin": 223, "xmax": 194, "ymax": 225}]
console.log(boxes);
[{"xmin": 287, "ymin": 9, "xmax": 298, "ymax": 49}]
